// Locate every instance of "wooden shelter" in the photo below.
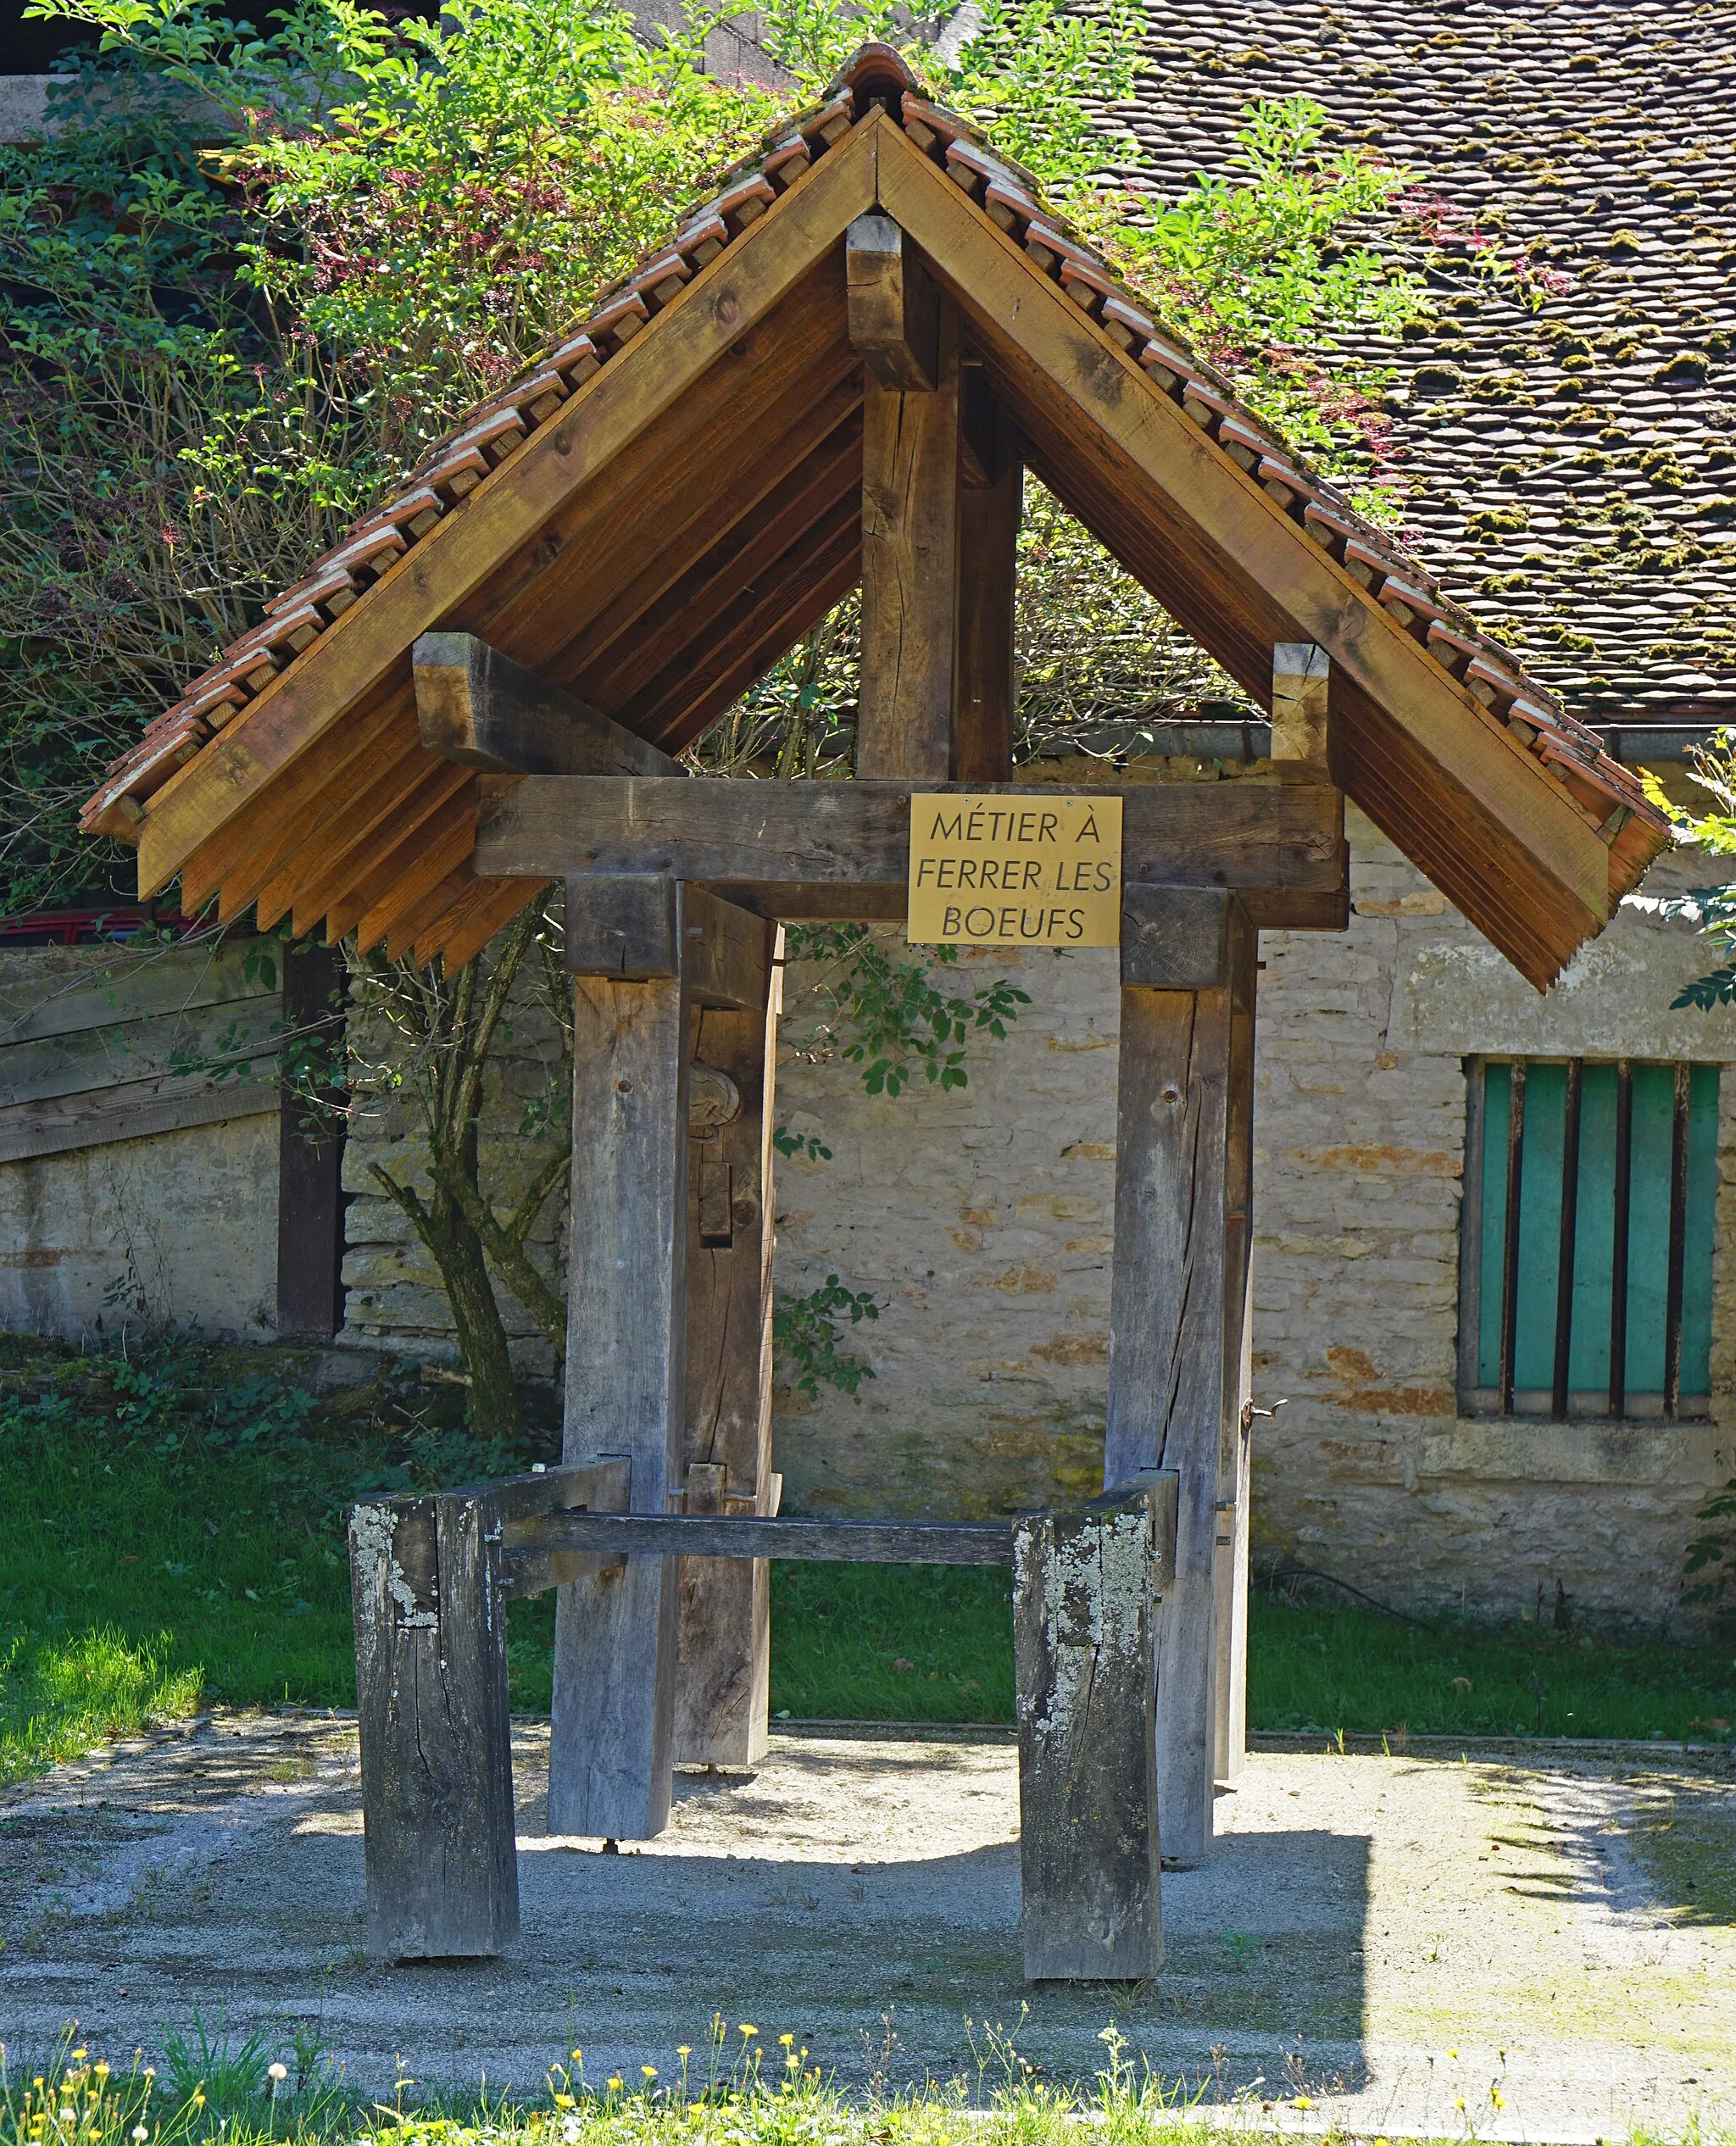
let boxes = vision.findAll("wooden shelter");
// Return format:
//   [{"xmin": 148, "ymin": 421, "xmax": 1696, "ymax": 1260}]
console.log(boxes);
[{"xmin": 86, "ymin": 45, "xmax": 1668, "ymax": 1971}]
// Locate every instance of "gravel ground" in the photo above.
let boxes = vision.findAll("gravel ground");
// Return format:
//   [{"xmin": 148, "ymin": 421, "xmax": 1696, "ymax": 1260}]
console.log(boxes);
[{"xmin": 2, "ymin": 1717, "xmax": 1733, "ymax": 2142}]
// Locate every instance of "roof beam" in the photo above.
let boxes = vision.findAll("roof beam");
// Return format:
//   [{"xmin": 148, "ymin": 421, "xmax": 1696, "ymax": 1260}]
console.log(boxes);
[
  {"xmin": 473, "ymin": 774, "xmax": 1345, "ymax": 918},
  {"xmin": 847, "ymin": 212, "xmax": 939, "ymax": 392},
  {"xmin": 414, "ymin": 632, "xmax": 680, "ymax": 776}
]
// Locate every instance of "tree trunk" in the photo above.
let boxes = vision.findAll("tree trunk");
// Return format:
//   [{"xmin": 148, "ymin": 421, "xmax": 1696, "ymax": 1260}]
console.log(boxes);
[{"xmin": 433, "ymin": 1187, "xmax": 522, "ymax": 1445}]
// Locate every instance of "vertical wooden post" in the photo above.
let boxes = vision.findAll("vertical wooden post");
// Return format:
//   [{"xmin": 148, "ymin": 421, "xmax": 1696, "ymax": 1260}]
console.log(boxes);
[
  {"xmin": 676, "ymin": 931, "xmax": 782, "ymax": 1765},
  {"xmin": 954, "ymin": 381, "xmax": 1021, "ymax": 784},
  {"xmin": 1214, "ymin": 979, "xmax": 1257, "ymax": 1784},
  {"xmin": 1013, "ymin": 1472, "xmax": 1177, "ymax": 1981},
  {"xmin": 548, "ymin": 896, "xmax": 691, "ymax": 1839},
  {"xmin": 350, "ymin": 1488, "xmax": 518, "ymax": 1960},
  {"xmin": 857, "ymin": 303, "xmax": 960, "ymax": 780},
  {"xmin": 1105, "ymin": 891, "xmax": 1255, "ymax": 1865},
  {"xmin": 276, "ymin": 937, "xmax": 348, "ymax": 1340}
]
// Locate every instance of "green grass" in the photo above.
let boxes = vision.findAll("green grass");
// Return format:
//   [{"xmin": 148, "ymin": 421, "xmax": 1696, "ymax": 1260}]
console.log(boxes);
[
  {"xmin": 3, "ymin": 2024, "xmax": 1727, "ymax": 2146},
  {"xmin": 2, "ymin": 1333, "xmax": 1732, "ymax": 1783}
]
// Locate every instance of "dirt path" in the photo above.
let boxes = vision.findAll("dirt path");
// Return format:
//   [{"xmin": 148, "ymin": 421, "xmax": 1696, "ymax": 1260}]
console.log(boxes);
[{"xmin": 3, "ymin": 1718, "xmax": 1732, "ymax": 2141}]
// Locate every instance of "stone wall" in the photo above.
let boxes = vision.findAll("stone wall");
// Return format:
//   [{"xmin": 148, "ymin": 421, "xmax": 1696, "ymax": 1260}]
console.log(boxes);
[
  {"xmin": 0, "ymin": 942, "xmax": 281, "ymax": 1343},
  {"xmin": 333, "ymin": 773, "xmax": 1736, "ymax": 1631}
]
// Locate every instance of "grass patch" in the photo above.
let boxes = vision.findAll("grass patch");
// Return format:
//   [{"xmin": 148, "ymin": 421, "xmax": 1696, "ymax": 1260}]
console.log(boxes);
[
  {"xmin": 2, "ymin": 1333, "xmax": 1732, "ymax": 1781},
  {"xmin": 3, "ymin": 2026, "xmax": 1726, "ymax": 2146}
]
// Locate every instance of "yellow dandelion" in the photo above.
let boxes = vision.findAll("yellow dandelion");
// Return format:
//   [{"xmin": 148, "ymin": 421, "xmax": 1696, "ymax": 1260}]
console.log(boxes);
[
  {"xmin": 642, "ymin": 2068, "xmax": 657, "ymax": 2082},
  {"xmin": 570, "ymin": 2051, "xmax": 581, "ymax": 2065},
  {"xmin": 607, "ymin": 2078, "xmax": 623, "ymax": 2093},
  {"xmin": 737, "ymin": 2025, "xmax": 756, "ymax": 2039},
  {"xmin": 676, "ymin": 2048, "xmax": 691, "ymax": 2060}
]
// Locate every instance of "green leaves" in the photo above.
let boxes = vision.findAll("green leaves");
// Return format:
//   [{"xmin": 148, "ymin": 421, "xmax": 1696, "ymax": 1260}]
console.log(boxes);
[
  {"xmin": 773, "ymin": 1274, "xmax": 880, "ymax": 1398},
  {"xmin": 783, "ymin": 922, "xmax": 1031, "ymax": 1100}
]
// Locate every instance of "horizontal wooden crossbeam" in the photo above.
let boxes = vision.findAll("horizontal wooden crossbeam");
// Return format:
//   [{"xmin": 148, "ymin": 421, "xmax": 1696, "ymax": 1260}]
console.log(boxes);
[
  {"xmin": 475, "ymin": 776, "xmax": 1346, "ymax": 926},
  {"xmin": 414, "ymin": 633, "xmax": 679, "ymax": 777},
  {"xmin": 501, "ymin": 1511, "xmax": 1016, "ymax": 1580}
]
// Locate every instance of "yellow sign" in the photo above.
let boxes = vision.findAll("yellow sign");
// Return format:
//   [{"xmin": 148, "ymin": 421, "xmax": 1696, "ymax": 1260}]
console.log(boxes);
[{"xmin": 906, "ymin": 793, "xmax": 1123, "ymax": 947}]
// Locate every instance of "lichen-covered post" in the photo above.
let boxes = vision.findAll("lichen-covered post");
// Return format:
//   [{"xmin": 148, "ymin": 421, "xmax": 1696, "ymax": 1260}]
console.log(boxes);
[
  {"xmin": 349, "ymin": 1489, "xmax": 518, "ymax": 1960},
  {"xmin": 1012, "ymin": 1475, "xmax": 1176, "ymax": 1982}
]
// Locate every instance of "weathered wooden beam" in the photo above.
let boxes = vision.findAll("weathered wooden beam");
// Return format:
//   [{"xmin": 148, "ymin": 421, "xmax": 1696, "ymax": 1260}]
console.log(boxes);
[
  {"xmin": 349, "ymin": 1487, "xmax": 517, "ymax": 1960},
  {"xmin": 858, "ymin": 301, "xmax": 961, "ymax": 779},
  {"xmin": 564, "ymin": 878, "xmax": 772, "ymax": 1011},
  {"xmin": 1271, "ymin": 642, "xmax": 1330, "ymax": 765},
  {"xmin": 847, "ymin": 213, "xmax": 938, "ymax": 392},
  {"xmin": 506, "ymin": 1512, "xmax": 1017, "ymax": 1566},
  {"xmin": 1121, "ymin": 886, "xmax": 1247, "ymax": 990},
  {"xmin": 476, "ymin": 776, "xmax": 1347, "ymax": 903},
  {"xmin": 1013, "ymin": 1471, "xmax": 1178, "ymax": 1981},
  {"xmin": 1104, "ymin": 900, "xmax": 1257, "ymax": 1865},
  {"xmin": 676, "ymin": 947, "xmax": 781, "ymax": 1767},
  {"xmin": 1214, "ymin": 981, "xmax": 1257, "ymax": 1786},
  {"xmin": 548, "ymin": 920, "xmax": 692, "ymax": 1841},
  {"xmin": 480, "ymin": 1456, "xmax": 632, "ymax": 1598},
  {"xmin": 414, "ymin": 632, "xmax": 678, "ymax": 778},
  {"xmin": 954, "ymin": 386, "xmax": 1021, "ymax": 784},
  {"xmin": 276, "ymin": 938, "xmax": 348, "ymax": 1341}
]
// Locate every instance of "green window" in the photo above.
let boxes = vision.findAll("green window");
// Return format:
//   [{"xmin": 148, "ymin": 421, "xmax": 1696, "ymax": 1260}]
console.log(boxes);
[{"xmin": 1461, "ymin": 1058, "xmax": 1718, "ymax": 1420}]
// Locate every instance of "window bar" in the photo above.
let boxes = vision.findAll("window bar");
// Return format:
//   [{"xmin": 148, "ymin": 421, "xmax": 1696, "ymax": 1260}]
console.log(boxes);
[
  {"xmin": 1610, "ymin": 1059, "xmax": 1633, "ymax": 1420},
  {"xmin": 1551, "ymin": 1057, "xmax": 1583, "ymax": 1420},
  {"xmin": 1499, "ymin": 1059, "xmax": 1527, "ymax": 1417},
  {"xmin": 1663, "ymin": 1061, "xmax": 1691, "ymax": 1420}
]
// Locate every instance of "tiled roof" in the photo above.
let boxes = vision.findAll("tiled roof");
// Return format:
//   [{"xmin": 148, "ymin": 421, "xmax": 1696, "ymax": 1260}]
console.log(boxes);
[
  {"xmin": 83, "ymin": 42, "xmax": 1663, "ymax": 872},
  {"xmin": 1115, "ymin": 0, "xmax": 1736, "ymax": 727}
]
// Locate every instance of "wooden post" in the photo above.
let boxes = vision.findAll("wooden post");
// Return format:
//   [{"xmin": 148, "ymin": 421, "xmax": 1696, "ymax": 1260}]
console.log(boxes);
[
  {"xmin": 856, "ymin": 297, "xmax": 960, "ymax": 781},
  {"xmin": 1214, "ymin": 986, "xmax": 1257, "ymax": 1786},
  {"xmin": 1104, "ymin": 890, "xmax": 1256, "ymax": 1865},
  {"xmin": 548, "ymin": 887, "xmax": 692, "ymax": 1839},
  {"xmin": 675, "ymin": 928, "xmax": 782, "ymax": 1765},
  {"xmin": 275, "ymin": 937, "xmax": 347, "ymax": 1341},
  {"xmin": 1271, "ymin": 642, "xmax": 1330, "ymax": 765},
  {"xmin": 1013, "ymin": 1472, "xmax": 1177, "ymax": 1981},
  {"xmin": 350, "ymin": 1488, "xmax": 517, "ymax": 1960},
  {"xmin": 954, "ymin": 377, "xmax": 1021, "ymax": 784}
]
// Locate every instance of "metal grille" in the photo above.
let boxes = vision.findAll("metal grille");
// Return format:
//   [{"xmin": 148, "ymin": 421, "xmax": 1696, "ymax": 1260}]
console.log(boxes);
[{"xmin": 1461, "ymin": 1057, "xmax": 1717, "ymax": 1422}]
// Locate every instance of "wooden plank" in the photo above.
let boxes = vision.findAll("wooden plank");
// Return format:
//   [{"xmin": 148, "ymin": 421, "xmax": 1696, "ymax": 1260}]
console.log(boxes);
[
  {"xmin": 857, "ymin": 299, "xmax": 960, "ymax": 780},
  {"xmin": 954, "ymin": 393, "xmax": 1021, "ymax": 783},
  {"xmin": 136, "ymin": 121, "xmax": 882, "ymax": 898},
  {"xmin": 431, "ymin": 875, "xmax": 541, "ymax": 974},
  {"xmin": 255, "ymin": 721, "xmax": 431, "ymax": 931},
  {"xmin": 287, "ymin": 757, "xmax": 472, "ymax": 942},
  {"xmin": 414, "ymin": 632, "xmax": 679, "ymax": 776},
  {"xmin": 1013, "ymin": 1476, "xmax": 1171, "ymax": 1980},
  {"xmin": 349, "ymin": 1488, "xmax": 518, "ymax": 1960},
  {"xmin": 509, "ymin": 1511, "xmax": 1016, "ymax": 1565},
  {"xmin": 1271, "ymin": 642, "xmax": 1330, "ymax": 765},
  {"xmin": 0, "ymin": 1072, "xmax": 278, "ymax": 1165},
  {"xmin": 354, "ymin": 796, "xmax": 479, "ymax": 955},
  {"xmin": 847, "ymin": 212, "xmax": 938, "ymax": 391},
  {"xmin": 478, "ymin": 1456, "xmax": 632, "ymax": 1598},
  {"xmin": 581, "ymin": 417, "xmax": 862, "ymax": 714},
  {"xmin": 275, "ymin": 938, "xmax": 348, "ymax": 1342},
  {"xmin": 0, "ymin": 994, "xmax": 281, "ymax": 1112},
  {"xmin": 554, "ymin": 370, "xmax": 863, "ymax": 700},
  {"xmin": 178, "ymin": 684, "xmax": 411, "ymax": 917},
  {"xmin": 548, "ymin": 942, "xmax": 691, "ymax": 1840},
  {"xmin": 648, "ymin": 517, "xmax": 864, "ymax": 752},
  {"xmin": 873, "ymin": 116, "xmax": 1613, "ymax": 948},
  {"xmin": 474, "ymin": 775, "xmax": 1346, "ymax": 898},
  {"xmin": 323, "ymin": 785, "xmax": 476, "ymax": 947},
  {"xmin": 0, "ymin": 941, "xmax": 266, "ymax": 1049},
  {"xmin": 621, "ymin": 492, "xmax": 861, "ymax": 742},
  {"xmin": 1103, "ymin": 909, "xmax": 1254, "ymax": 1865},
  {"xmin": 676, "ymin": 948, "xmax": 779, "ymax": 1765}
]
